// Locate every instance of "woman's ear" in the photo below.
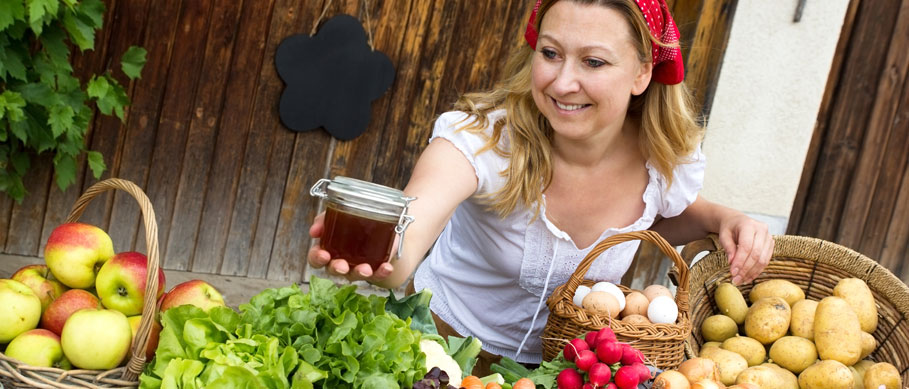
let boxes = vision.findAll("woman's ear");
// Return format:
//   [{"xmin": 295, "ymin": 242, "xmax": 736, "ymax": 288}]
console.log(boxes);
[{"xmin": 632, "ymin": 61, "xmax": 653, "ymax": 96}]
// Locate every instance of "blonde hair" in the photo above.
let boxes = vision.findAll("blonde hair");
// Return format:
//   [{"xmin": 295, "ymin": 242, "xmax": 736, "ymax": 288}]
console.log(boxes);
[{"xmin": 452, "ymin": 0, "xmax": 704, "ymax": 218}]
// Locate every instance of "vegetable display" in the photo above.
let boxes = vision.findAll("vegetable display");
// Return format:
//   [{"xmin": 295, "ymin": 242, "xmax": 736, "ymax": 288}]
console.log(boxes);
[{"xmin": 138, "ymin": 276, "xmax": 481, "ymax": 389}]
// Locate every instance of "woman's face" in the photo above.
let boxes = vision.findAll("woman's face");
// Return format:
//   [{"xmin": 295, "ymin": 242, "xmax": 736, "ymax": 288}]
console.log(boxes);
[{"xmin": 530, "ymin": 1, "xmax": 652, "ymax": 142}]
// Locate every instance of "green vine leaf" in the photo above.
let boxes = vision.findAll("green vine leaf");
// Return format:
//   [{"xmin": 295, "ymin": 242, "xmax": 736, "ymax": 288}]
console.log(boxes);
[
  {"xmin": 62, "ymin": 8, "xmax": 94, "ymax": 51},
  {"xmin": 76, "ymin": 0, "xmax": 104, "ymax": 29},
  {"xmin": 0, "ymin": 0, "xmax": 26, "ymax": 33},
  {"xmin": 48, "ymin": 103, "xmax": 74, "ymax": 138},
  {"xmin": 86, "ymin": 150, "xmax": 104, "ymax": 178},
  {"xmin": 26, "ymin": 0, "xmax": 58, "ymax": 35},
  {"xmin": 121, "ymin": 46, "xmax": 147, "ymax": 79},
  {"xmin": 53, "ymin": 151, "xmax": 76, "ymax": 190}
]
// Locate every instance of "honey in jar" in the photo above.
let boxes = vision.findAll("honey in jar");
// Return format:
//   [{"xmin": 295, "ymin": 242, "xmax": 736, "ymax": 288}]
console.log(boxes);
[{"xmin": 310, "ymin": 176, "xmax": 415, "ymax": 271}]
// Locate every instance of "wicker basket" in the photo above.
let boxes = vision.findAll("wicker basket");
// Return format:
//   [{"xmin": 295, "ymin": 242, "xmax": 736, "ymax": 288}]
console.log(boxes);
[
  {"xmin": 0, "ymin": 178, "xmax": 162, "ymax": 388},
  {"xmin": 542, "ymin": 230, "xmax": 692, "ymax": 369},
  {"xmin": 681, "ymin": 234, "xmax": 909, "ymax": 383}
]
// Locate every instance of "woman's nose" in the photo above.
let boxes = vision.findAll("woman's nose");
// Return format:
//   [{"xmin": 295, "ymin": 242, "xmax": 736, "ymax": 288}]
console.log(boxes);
[{"xmin": 551, "ymin": 63, "xmax": 581, "ymax": 95}]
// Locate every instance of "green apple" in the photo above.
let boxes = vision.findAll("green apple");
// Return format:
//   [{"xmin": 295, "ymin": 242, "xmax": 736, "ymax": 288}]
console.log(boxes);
[
  {"xmin": 127, "ymin": 315, "xmax": 162, "ymax": 361},
  {"xmin": 5, "ymin": 328, "xmax": 67, "ymax": 368},
  {"xmin": 44, "ymin": 222, "xmax": 115, "ymax": 289},
  {"xmin": 0, "ymin": 279, "xmax": 42, "ymax": 343},
  {"xmin": 61, "ymin": 308, "xmax": 132, "ymax": 370},
  {"xmin": 40, "ymin": 289, "xmax": 102, "ymax": 335},
  {"xmin": 159, "ymin": 280, "xmax": 226, "ymax": 312},
  {"xmin": 11, "ymin": 264, "xmax": 69, "ymax": 312},
  {"xmin": 95, "ymin": 251, "xmax": 165, "ymax": 316}
]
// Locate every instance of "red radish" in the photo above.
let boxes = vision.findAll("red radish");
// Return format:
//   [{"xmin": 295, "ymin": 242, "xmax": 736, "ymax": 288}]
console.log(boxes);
[
  {"xmin": 564, "ymin": 338, "xmax": 590, "ymax": 362},
  {"xmin": 582, "ymin": 384, "xmax": 594, "ymax": 389},
  {"xmin": 575, "ymin": 349, "xmax": 598, "ymax": 371},
  {"xmin": 595, "ymin": 339, "xmax": 623, "ymax": 364},
  {"xmin": 605, "ymin": 384, "xmax": 618, "ymax": 389},
  {"xmin": 630, "ymin": 363, "xmax": 651, "ymax": 381},
  {"xmin": 587, "ymin": 363, "xmax": 612, "ymax": 387},
  {"xmin": 619, "ymin": 343, "xmax": 645, "ymax": 365},
  {"xmin": 596, "ymin": 327, "xmax": 617, "ymax": 345},
  {"xmin": 556, "ymin": 368, "xmax": 583, "ymax": 389},
  {"xmin": 614, "ymin": 366, "xmax": 640, "ymax": 389},
  {"xmin": 584, "ymin": 331, "xmax": 599, "ymax": 349}
]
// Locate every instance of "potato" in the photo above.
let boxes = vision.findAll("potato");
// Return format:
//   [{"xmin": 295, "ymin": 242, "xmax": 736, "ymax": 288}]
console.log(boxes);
[
  {"xmin": 853, "ymin": 359, "xmax": 875, "ymax": 377},
  {"xmin": 833, "ymin": 278, "xmax": 878, "ymax": 333},
  {"xmin": 849, "ymin": 367, "xmax": 863, "ymax": 389},
  {"xmin": 815, "ymin": 296, "xmax": 862, "ymax": 365},
  {"xmin": 745, "ymin": 297, "xmax": 791, "ymax": 344},
  {"xmin": 766, "ymin": 363, "xmax": 799, "ymax": 389},
  {"xmin": 768, "ymin": 336, "xmax": 816, "ymax": 374},
  {"xmin": 722, "ymin": 336, "xmax": 766, "ymax": 366},
  {"xmin": 701, "ymin": 346, "xmax": 748, "ymax": 386},
  {"xmin": 798, "ymin": 360, "xmax": 854, "ymax": 389},
  {"xmin": 863, "ymin": 362, "xmax": 901, "ymax": 389},
  {"xmin": 702, "ymin": 341, "xmax": 722, "ymax": 350},
  {"xmin": 716, "ymin": 282, "xmax": 749, "ymax": 324},
  {"xmin": 789, "ymin": 299, "xmax": 818, "ymax": 340},
  {"xmin": 749, "ymin": 279, "xmax": 805, "ymax": 307},
  {"xmin": 702, "ymin": 314, "xmax": 739, "ymax": 342},
  {"xmin": 736, "ymin": 365, "xmax": 787, "ymax": 389},
  {"xmin": 858, "ymin": 332, "xmax": 876, "ymax": 359}
]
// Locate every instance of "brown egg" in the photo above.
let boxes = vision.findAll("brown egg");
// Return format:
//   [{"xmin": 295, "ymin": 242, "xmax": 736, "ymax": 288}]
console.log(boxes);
[
  {"xmin": 622, "ymin": 291, "xmax": 650, "ymax": 318},
  {"xmin": 622, "ymin": 314, "xmax": 652, "ymax": 325},
  {"xmin": 643, "ymin": 284, "xmax": 673, "ymax": 302},
  {"xmin": 582, "ymin": 291, "xmax": 621, "ymax": 318}
]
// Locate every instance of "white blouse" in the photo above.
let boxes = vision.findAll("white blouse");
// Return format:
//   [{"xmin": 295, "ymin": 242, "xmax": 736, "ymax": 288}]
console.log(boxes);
[{"xmin": 413, "ymin": 110, "xmax": 705, "ymax": 363}]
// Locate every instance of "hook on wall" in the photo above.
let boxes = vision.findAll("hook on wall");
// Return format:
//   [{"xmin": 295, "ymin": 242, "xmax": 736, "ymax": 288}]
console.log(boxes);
[{"xmin": 793, "ymin": 0, "xmax": 807, "ymax": 22}]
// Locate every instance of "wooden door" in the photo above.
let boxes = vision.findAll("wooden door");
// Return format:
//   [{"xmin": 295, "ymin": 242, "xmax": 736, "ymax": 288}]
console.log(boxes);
[{"xmin": 788, "ymin": 0, "xmax": 909, "ymax": 283}]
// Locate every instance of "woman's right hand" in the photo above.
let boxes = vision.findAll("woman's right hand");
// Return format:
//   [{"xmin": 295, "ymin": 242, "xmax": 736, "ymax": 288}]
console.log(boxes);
[{"xmin": 307, "ymin": 211, "xmax": 396, "ymax": 282}]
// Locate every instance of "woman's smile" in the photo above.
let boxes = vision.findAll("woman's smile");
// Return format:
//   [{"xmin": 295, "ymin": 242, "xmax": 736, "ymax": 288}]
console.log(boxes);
[{"xmin": 552, "ymin": 97, "xmax": 591, "ymax": 113}]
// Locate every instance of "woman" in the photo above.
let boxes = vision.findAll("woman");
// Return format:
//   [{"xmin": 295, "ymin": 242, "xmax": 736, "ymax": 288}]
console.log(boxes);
[{"xmin": 308, "ymin": 0, "xmax": 773, "ymax": 373}]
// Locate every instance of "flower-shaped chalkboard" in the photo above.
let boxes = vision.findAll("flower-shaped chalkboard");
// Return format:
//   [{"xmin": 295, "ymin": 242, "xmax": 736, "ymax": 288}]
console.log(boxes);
[{"xmin": 275, "ymin": 14, "xmax": 395, "ymax": 140}]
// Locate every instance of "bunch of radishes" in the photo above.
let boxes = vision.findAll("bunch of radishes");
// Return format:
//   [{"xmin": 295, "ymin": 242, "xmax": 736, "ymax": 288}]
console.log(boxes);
[{"xmin": 556, "ymin": 327, "xmax": 652, "ymax": 389}]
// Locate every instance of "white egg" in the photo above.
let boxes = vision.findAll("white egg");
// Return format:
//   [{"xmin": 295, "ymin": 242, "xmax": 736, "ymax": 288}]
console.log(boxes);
[
  {"xmin": 573, "ymin": 285, "xmax": 592, "ymax": 307},
  {"xmin": 591, "ymin": 282, "xmax": 625, "ymax": 311},
  {"xmin": 647, "ymin": 295, "xmax": 679, "ymax": 324}
]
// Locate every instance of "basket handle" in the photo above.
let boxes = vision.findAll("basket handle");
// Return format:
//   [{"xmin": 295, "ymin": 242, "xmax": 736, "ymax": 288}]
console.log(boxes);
[
  {"xmin": 679, "ymin": 233, "xmax": 721, "ymax": 267},
  {"xmin": 563, "ymin": 230, "xmax": 690, "ymax": 295},
  {"xmin": 65, "ymin": 178, "xmax": 160, "ymax": 381}
]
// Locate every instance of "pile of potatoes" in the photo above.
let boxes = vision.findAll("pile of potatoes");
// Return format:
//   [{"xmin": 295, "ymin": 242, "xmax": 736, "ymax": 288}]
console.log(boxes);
[{"xmin": 692, "ymin": 278, "xmax": 902, "ymax": 389}]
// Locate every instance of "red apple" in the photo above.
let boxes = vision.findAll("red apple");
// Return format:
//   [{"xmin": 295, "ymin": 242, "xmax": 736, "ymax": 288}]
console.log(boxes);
[
  {"xmin": 61, "ymin": 308, "xmax": 132, "ymax": 370},
  {"xmin": 44, "ymin": 222, "xmax": 115, "ymax": 289},
  {"xmin": 40, "ymin": 289, "xmax": 102, "ymax": 335},
  {"xmin": 95, "ymin": 252, "xmax": 165, "ymax": 316},
  {"xmin": 160, "ymin": 280, "xmax": 225, "ymax": 312},
  {"xmin": 127, "ymin": 315, "xmax": 162, "ymax": 361},
  {"xmin": 4, "ymin": 329, "xmax": 67, "ymax": 368},
  {"xmin": 11, "ymin": 264, "xmax": 69, "ymax": 312}
]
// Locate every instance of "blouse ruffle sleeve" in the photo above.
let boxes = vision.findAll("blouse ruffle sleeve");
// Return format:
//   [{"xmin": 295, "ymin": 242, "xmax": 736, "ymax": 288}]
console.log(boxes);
[
  {"xmin": 428, "ymin": 111, "xmax": 508, "ymax": 196},
  {"xmin": 656, "ymin": 145, "xmax": 706, "ymax": 218}
]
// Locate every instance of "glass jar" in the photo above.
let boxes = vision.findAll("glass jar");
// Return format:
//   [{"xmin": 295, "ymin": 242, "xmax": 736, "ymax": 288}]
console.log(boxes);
[{"xmin": 309, "ymin": 176, "xmax": 415, "ymax": 271}]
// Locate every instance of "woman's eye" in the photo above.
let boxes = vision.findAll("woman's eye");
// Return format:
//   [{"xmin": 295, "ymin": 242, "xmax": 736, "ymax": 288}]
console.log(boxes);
[
  {"xmin": 541, "ymin": 48, "xmax": 557, "ymax": 59},
  {"xmin": 585, "ymin": 58, "xmax": 606, "ymax": 68}
]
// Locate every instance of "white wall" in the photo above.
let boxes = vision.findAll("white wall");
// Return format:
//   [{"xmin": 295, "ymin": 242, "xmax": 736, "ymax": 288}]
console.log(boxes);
[{"xmin": 701, "ymin": 0, "xmax": 850, "ymax": 234}]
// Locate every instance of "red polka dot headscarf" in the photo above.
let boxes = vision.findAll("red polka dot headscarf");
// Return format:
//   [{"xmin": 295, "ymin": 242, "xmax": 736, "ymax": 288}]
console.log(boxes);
[{"xmin": 523, "ymin": 0, "xmax": 685, "ymax": 85}]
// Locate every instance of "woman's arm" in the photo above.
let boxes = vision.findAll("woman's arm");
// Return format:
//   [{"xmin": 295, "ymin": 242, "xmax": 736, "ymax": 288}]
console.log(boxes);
[
  {"xmin": 650, "ymin": 195, "xmax": 774, "ymax": 284},
  {"xmin": 307, "ymin": 138, "xmax": 478, "ymax": 289}
]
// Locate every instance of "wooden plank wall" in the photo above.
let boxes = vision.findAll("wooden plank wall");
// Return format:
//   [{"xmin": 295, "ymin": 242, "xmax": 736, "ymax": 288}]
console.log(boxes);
[
  {"xmin": 789, "ymin": 0, "xmax": 909, "ymax": 281},
  {"xmin": 2, "ymin": 0, "xmax": 734, "ymax": 284}
]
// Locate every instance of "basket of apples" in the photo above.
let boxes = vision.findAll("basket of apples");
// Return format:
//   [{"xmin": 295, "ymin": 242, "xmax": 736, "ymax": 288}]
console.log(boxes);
[{"xmin": 0, "ymin": 178, "xmax": 166, "ymax": 388}]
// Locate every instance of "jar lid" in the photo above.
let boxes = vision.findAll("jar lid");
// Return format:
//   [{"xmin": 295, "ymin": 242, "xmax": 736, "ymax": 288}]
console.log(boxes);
[{"xmin": 311, "ymin": 176, "xmax": 415, "ymax": 218}]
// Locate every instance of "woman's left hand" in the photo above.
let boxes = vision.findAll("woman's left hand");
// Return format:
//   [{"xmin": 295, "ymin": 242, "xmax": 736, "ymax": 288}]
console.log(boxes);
[{"xmin": 717, "ymin": 214, "xmax": 774, "ymax": 285}]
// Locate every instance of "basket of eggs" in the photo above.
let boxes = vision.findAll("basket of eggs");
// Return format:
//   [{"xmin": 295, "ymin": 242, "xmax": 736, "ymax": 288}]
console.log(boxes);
[{"xmin": 541, "ymin": 230, "xmax": 692, "ymax": 369}]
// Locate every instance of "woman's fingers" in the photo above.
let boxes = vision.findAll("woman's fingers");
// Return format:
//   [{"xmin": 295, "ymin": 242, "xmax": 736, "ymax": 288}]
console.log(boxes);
[
  {"xmin": 309, "ymin": 212, "xmax": 325, "ymax": 238},
  {"xmin": 308, "ymin": 245, "xmax": 331, "ymax": 268}
]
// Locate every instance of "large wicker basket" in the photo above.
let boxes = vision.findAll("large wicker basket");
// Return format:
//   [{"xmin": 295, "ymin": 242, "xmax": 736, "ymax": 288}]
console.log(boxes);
[
  {"xmin": 542, "ymin": 230, "xmax": 692, "ymax": 369},
  {"xmin": 681, "ymin": 234, "xmax": 909, "ymax": 384},
  {"xmin": 0, "ymin": 179, "xmax": 162, "ymax": 388}
]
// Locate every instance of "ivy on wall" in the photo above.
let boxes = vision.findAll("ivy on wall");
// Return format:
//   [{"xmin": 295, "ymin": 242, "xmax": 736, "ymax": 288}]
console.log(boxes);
[{"xmin": 0, "ymin": 0, "xmax": 146, "ymax": 202}]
